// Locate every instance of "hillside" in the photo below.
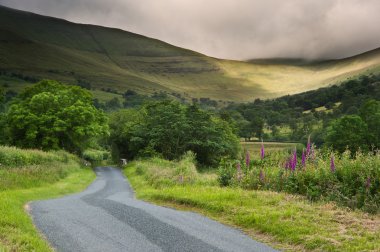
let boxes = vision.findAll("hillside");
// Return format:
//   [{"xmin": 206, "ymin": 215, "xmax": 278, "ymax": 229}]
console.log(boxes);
[{"xmin": 1, "ymin": 5, "xmax": 380, "ymax": 102}]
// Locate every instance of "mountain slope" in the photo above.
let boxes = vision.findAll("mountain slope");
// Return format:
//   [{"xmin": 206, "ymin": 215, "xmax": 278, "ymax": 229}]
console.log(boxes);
[{"xmin": 1, "ymin": 5, "xmax": 380, "ymax": 101}]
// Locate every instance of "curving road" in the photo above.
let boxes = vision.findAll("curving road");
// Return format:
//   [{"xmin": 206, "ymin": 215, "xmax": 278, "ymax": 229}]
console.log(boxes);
[{"xmin": 30, "ymin": 167, "xmax": 278, "ymax": 252}]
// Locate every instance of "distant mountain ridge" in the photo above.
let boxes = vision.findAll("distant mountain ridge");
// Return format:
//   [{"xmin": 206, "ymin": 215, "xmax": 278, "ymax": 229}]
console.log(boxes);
[{"xmin": 1, "ymin": 5, "xmax": 380, "ymax": 102}]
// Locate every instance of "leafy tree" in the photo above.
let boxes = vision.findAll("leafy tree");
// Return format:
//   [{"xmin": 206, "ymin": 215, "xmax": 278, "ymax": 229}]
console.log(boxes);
[
  {"xmin": 186, "ymin": 104, "xmax": 240, "ymax": 165},
  {"xmin": 6, "ymin": 80, "xmax": 109, "ymax": 153},
  {"xmin": 109, "ymin": 108, "xmax": 143, "ymax": 161},
  {"xmin": 110, "ymin": 100, "xmax": 240, "ymax": 166},
  {"xmin": 325, "ymin": 115, "xmax": 369, "ymax": 153},
  {"xmin": 360, "ymin": 99, "xmax": 380, "ymax": 149}
]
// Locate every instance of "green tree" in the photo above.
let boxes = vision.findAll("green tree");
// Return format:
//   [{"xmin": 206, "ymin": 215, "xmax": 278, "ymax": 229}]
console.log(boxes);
[
  {"xmin": 325, "ymin": 115, "xmax": 369, "ymax": 153},
  {"xmin": 360, "ymin": 99, "xmax": 380, "ymax": 149},
  {"xmin": 6, "ymin": 80, "xmax": 109, "ymax": 153},
  {"xmin": 185, "ymin": 104, "xmax": 240, "ymax": 165},
  {"xmin": 139, "ymin": 100, "xmax": 189, "ymax": 160},
  {"xmin": 110, "ymin": 100, "xmax": 240, "ymax": 166}
]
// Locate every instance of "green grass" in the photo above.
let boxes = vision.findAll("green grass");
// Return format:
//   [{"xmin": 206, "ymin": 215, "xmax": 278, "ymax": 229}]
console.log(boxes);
[
  {"xmin": 241, "ymin": 141, "xmax": 301, "ymax": 158},
  {"xmin": 2, "ymin": 6, "xmax": 380, "ymax": 102},
  {"xmin": 90, "ymin": 89, "xmax": 123, "ymax": 102},
  {"xmin": 0, "ymin": 146, "xmax": 95, "ymax": 251},
  {"xmin": 0, "ymin": 146, "xmax": 73, "ymax": 168},
  {"xmin": 124, "ymin": 159, "xmax": 380, "ymax": 251}
]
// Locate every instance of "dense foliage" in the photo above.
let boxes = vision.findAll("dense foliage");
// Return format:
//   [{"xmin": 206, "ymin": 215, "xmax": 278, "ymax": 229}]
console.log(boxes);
[
  {"xmin": 325, "ymin": 99, "xmax": 380, "ymax": 153},
  {"xmin": 0, "ymin": 145, "xmax": 81, "ymax": 190},
  {"xmin": 0, "ymin": 146, "xmax": 72, "ymax": 167},
  {"xmin": 225, "ymin": 75, "xmax": 380, "ymax": 145},
  {"xmin": 110, "ymin": 100, "xmax": 240, "ymax": 166},
  {"xmin": 131, "ymin": 151, "xmax": 199, "ymax": 187},
  {"xmin": 82, "ymin": 149, "xmax": 110, "ymax": 162},
  {"xmin": 4, "ymin": 80, "xmax": 109, "ymax": 153},
  {"xmin": 218, "ymin": 142, "xmax": 380, "ymax": 213}
]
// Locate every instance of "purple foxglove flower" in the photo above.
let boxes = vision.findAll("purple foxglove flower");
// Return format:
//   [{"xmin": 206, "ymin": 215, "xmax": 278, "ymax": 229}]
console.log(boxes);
[
  {"xmin": 260, "ymin": 141, "xmax": 265, "ymax": 160},
  {"xmin": 259, "ymin": 170, "xmax": 265, "ymax": 182},
  {"xmin": 246, "ymin": 151, "xmax": 250, "ymax": 167},
  {"xmin": 301, "ymin": 149, "xmax": 306, "ymax": 167},
  {"xmin": 330, "ymin": 155, "xmax": 335, "ymax": 172},
  {"xmin": 366, "ymin": 177, "xmax": 371, "ymax": 189}
]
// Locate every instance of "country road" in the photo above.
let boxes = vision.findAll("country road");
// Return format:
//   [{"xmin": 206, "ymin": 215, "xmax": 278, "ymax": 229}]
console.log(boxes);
[{"xmin": 30, "ymin": 167, "xmax": 278, "ymax": 252}]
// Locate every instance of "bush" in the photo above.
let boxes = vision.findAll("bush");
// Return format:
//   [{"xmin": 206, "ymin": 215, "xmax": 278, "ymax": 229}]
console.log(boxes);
[
  {"xmin": 0, "ymin": 146, "xmax": 82, "ymax": 190},
  {"xmin": 0, "ymin": 145, "xmax": 73, "ymax": 168},
  {"xmin": 134, "ymin": 152, "xmax": 198, "ymax": 187},
  {"xmin": 218, "ymin": 148, "xmax": 380, "ymax": 213},
  {"xmin": 82, "ymin": 149, "xmax": 110, "ymax": 162}
]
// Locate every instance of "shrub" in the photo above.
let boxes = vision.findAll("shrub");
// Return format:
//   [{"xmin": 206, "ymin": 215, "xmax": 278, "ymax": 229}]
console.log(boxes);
[
  {"xmin": 134, "ymin": 152, "xmax": 198, "ymax": 187},
  {"xmin": 0, "ymin": 146, "xmax": 82, "ymax": 190},
  {"xmin": 0, "ymin": 145, "xmax": 74, "ymax": 168},
  {"xmin": 82, "ymin": 149, "xmax": 110, "ymax": 162},
  {"xmin": 218, "ymin": 147, "xmax": 380, "ymax": 213}
]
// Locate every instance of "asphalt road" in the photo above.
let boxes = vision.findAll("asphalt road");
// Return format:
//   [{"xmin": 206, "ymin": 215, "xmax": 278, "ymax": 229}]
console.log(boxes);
[{"xmin": 30, "ymin": 167, "xmax": 278, "ymax": 252}]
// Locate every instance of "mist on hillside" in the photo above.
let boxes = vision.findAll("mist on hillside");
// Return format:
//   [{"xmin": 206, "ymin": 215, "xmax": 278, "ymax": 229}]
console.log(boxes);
[{"xmin": 1, "ymin": 0, "xmax": 380, "ymax": 60}]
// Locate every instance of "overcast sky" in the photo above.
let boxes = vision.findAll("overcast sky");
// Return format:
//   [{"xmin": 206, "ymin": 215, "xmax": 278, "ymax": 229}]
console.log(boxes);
[{"xmin": 1, "ymin": 0, "xmax": 380, "ymax": 60}]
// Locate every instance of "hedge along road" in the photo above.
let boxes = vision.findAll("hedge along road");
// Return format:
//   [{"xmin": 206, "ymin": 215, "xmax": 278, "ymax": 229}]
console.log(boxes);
[{"xmin": 30, "ymin": 167, "xmax": 278, "ymax": 252}]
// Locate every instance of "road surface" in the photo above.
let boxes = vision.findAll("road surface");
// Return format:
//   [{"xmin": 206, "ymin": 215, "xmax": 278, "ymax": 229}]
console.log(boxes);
[{"xmin": 30, "ymin": 167, "xmax": 278, "ymax": 252}]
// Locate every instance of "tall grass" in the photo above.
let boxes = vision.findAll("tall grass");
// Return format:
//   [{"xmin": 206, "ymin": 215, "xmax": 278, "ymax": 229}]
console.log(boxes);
[
  {"xmin": 219, "ymin": 148, "xmax": 380, "ymax": 213},
  {"xmin": 124, "ymin": 158, "xmax": 380, "ymax": 251},
  {"xmin": 132, "ymin": 151, "xmax": 198, "ymax": 187},
  {"xmin": 0, "ymin": 146, "xmax": 73, "ymax": 168},
  {"xmin": 0, "ymin": 146, "xmax": 81, "ymax": 190}
]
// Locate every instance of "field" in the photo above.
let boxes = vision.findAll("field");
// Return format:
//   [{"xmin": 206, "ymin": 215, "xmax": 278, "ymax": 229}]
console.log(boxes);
[
  {"xmin": 0, "ymin": 146, "xmax": 95, "ymax": 251},
  {"xmin": 123, "ymin": 156, "xmax": 380, "ymax": 251},
  {"xmin": 2, "ymin": 6, "xmax": 380, "ymax": 102},
  {"xmin": 241, "ymin": 141, "xmax": 301, "ymax": 158}
]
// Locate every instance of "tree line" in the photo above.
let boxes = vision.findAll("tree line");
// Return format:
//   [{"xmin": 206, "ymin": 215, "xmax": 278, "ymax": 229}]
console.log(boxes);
[
  {"xmin": 0, "ymin": 76, "xmax": 379, "ymax": 166},
  {"xmin": 222, "ymin": 74, "xmax": 380, "ymax": 152}
]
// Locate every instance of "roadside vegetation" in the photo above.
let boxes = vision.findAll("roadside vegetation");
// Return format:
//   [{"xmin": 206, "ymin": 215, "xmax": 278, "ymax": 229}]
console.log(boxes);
[
  {"xmin": 0, "ymin": 146, "xmax": 95, "ymax": 251},
  {"xmin": 219, "ymin": 141, "xmax": 379, "ymax": 213},
  {"xmin": 123, "ymin": 155, "xmax": 380, "ymax": 251}
]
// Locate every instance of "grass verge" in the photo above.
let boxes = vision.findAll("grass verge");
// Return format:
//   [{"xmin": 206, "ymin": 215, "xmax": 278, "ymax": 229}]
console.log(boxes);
[
  {"xmin": 0, "ymin": 147, "xmax": 95, "ymax": 251},
  {"xmin": 124, "ymin": 159, "xmax": 380, "ymax": 251}
]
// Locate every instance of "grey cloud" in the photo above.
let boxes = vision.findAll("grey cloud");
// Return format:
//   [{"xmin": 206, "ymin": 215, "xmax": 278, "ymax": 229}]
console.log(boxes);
[{"xmin": 1, "ymin": 0, "xmax": 380, "ymax": 60}]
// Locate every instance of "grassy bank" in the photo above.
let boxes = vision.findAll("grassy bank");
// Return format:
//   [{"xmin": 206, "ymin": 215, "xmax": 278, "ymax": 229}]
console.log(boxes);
[
  {"xmin": 0, "ymin": 146, "xmax": 95, "ymax": 251},
  {"xmin": 123, "ymin": 157, "xmax": 380, "ymax": 251}
]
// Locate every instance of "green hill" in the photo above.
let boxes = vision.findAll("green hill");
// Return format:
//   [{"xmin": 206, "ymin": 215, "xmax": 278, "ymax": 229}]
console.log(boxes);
[{"xmin": 1, "ymin": 5, "xmax": 380, "ymax": 102}]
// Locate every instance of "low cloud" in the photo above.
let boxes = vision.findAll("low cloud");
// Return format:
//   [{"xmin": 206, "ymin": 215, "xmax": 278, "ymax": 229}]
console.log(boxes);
[{"xmin": 1, "ymin": 0, "xmax": 380, "ymax": 60}]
